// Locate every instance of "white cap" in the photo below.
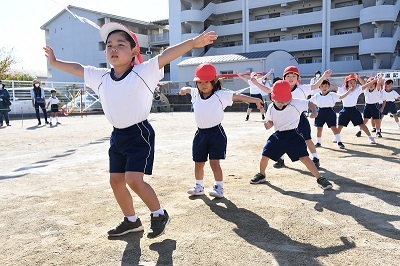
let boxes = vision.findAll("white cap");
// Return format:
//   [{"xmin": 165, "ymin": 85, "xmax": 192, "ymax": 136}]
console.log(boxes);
[{"xmin": 100, "ymin": 22, "xmax": 135, "ymax": 44}]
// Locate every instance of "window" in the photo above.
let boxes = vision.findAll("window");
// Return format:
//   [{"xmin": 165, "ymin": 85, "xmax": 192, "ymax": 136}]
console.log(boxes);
[
  {"xmin": 335, "ymin": 55, "xmax": 355, "ymax": 61},
  {"xmin": 270, "ymin": 36, "xmax": 280, "ymax": 42},
  {"xmin": 98, "ymin": 42, "xmax": 106, "ymax": 51},
  {"xmin": 220, "ymin": 70, "xmax": 233, "ymax": 82},
  {"xmin": 292, "ymin": 10, "xmax": 298, "ymax": 15},
  {"xmin": 298, "ymin": 57, "xmax": 313, "ymax": 64},
  {"xmin": 313, "ymin": 57, "xmax": 322, "ymax": 63},
  {"xmin": 256, "ymin": 38, "xmax": 269, "ymax": 43},
  {"xmin": 292, "ymin": 34, "xmax": 298, "ymax": 40},
  {"xmin": 256, "ymin": 15, "xmax": 268, "ymax": 20},
  {"xmin": 313, "ymin": 32, "xmax": 322, "ymax": 38},
  {"xmin": 337, "ymin": 29, "xmax": 354, "ymax": 35},
  {"xmin": 335, "ymin": 1, "xmax": 359, "ymax": 8}
]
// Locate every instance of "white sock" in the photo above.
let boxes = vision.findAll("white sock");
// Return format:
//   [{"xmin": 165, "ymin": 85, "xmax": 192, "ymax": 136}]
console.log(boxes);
[
  {"xmin": 280, "ymin": 155, "xmax": 285, "ymax": 160},
  {"xmin": 126, "ymin": 215, "xmax": 137, "ymax": 222},
  {"xmin": 317, "ymin": 137, "xmax": 321, "ymax": 143},
  {"xmin": 151, "ymin": 208, "xmax": 165, "ymax": 216},
  {"xmin": 397, "ymin": 121, "xmax": 400, "ymax": 126},
  {"xmin": 368, "ymin": 135, "xmax": 374, "ymax": 139},
  {"xmin": 195, "ymin": 180, "xmax": 204, "ymax": 187},
  {"xmin": 56, "ymin": 117, "xmax": 59, "ymax": 122},
  {"xmin": 335, "ymin": 134, "xmax": 341, "ymax": 142},
  {"xmin": 312, "ymin": 153, "xmax": 319, "ymax": 159},
  {"xmin": 215, "ymin": 181, "xmax": 224, "ymax": 188},
  {"xmin": 50, "ymin": 117, "xmax": 53, "ymax": 123}
]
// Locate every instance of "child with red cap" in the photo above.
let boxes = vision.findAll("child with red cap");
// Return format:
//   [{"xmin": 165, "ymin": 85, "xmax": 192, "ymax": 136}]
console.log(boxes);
[
  {"xmin": 336, "ymin": 73, "xmax": 378, "ymax": 143},
  {"xmin": 273, "ymin": 66, "xmax": 331, "ymax": 169},
  {"xmin": 354, "ymin": 74, "xmax": 383, "ymax": 138},
  {"xmin": 250, "ymin": 80, "xmax": 333, "ymax": 190},
  {"xmin": 179, "ymin": 63, "xmax": 264, "ymax": 198},
  {"xmin": 44, "ymin": 22, "xmax": 218, "ymax": 238}
]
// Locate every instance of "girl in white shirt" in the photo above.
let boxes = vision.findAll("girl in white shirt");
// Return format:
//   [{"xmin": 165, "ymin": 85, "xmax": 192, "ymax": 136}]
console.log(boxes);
[
  {"xmin": 380, "ymin": 79, "xmax": 400, "ymax": 128},
  {"xmin": 179, "ymin": 63, "xmax": 263, "ymax": 198}
]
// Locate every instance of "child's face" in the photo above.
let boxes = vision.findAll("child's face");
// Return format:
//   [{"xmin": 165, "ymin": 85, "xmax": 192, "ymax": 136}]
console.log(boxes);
[
  {"xmin": 347, "ymin": 80, "xmax": 357, "ymax": 89},
  {"xmin": 273, "ymin": 100, "xmax": 289, "ymax": 109},
  {"xmin": 385, "ymin": 83, "xmax": 393, "ymax": 90},
  {"xmin": 105, "ymin": 32, "xmax": 135, "ymax": 67},
  {"xmin": 284, "ymin": 73, "xmax": 298, "ymax": 87},
  {"xmin": 51, "ymin": 92, "xmax": 56, "ymax": 97},
  {"xmin": 196, "ymin": 81, "xmax": 213, "ymax": 95},
  {"xmin": 319, "ymin": 83, "xmax": 330, "ymax": 94}
]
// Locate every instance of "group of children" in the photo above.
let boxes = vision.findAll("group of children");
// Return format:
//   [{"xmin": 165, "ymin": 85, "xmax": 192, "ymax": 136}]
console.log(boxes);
[{"xmin": 43, "ymin": 21, "xmax": 399, "ymax": 239}]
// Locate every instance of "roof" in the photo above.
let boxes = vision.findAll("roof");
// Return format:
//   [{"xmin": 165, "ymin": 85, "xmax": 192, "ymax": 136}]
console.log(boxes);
[
  {"xmin": 40, "ymin": 5, "xmax": 162, "ymax": 30},
  {"xmin": 178, "ymin": 50, "xmax": 284, "ymax": 66}
]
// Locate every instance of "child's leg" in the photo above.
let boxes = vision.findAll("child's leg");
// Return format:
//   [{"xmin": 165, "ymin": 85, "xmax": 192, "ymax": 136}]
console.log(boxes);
[
  {"xmin": 305, "ymin": 139, "xmax": 318, "ymax": 157},
  {"xmin": 371, "ymin": 118, "xmax": 376, "ymax": 129},
  {"xmin": 110, "ymin": 173, "xmax": 135, "ymax": 216},
  {"xmin": 125, "ymin": 171, "xmax": 161, "ymax": 212},
  {"xmin": 259, "ymin": 156, "xmax": 269, "ymax": 175},
  {"xmin": 393, "ymin": 114, "xmax": 399, "ymax": 123},
  {"xmin": 194, "ymin": 161, "xmax": 206, "ymax": 181},
  {"xmin": 298, "ymin": 156, "xmax": 320, "ymax": 178},
  {"xmin": 209, "ymin": 159, "xmax": 222, "ymax": 181},
  {"xmin": 316, "ymin": 127, "xmax": 323, "ymax": 144},
  {"xmin": 337, "ymin": 125, "xmax": 344, "ymax": 134},
  {"xmin": 359, "ymin": 124, "xmax": 372, "ymax": 136}
]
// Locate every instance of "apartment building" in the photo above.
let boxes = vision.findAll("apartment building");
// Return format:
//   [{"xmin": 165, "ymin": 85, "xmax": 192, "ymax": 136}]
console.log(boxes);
[
  {"xmin": 41, "ymin": 5, "xmax": 169, "ymax": 83},
  {"xmin": 169, "ymin": 0, "xmax": 400, "ymax": 81}
]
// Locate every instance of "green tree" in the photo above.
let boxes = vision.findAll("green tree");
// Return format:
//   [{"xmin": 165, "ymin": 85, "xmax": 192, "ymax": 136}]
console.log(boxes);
[{"xmin": 0, "ymin": 47, "xmax": 17, "ymax": 79}]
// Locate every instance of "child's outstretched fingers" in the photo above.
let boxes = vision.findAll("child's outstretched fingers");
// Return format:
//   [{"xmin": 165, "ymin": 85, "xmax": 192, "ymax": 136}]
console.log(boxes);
[
  {"xmin": 193, "ymin": 31, "xmax": 218, "ymax": 48},
  {"xmin": 256, "ymin": 100, "xmax": 264, "ymax": 110}
]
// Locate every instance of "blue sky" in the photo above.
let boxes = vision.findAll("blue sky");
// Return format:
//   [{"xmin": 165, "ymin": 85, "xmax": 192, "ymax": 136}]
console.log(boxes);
[{"xmin": 2, "ymin": 0, "xmax": 169, "ymax": 74}]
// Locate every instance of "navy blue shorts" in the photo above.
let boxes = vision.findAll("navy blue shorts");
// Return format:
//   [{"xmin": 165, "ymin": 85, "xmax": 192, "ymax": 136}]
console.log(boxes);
[
  {"xmin": 50, "ymin": 104, "xmax": 59, "ymax": 113},
  {"xmin": 193, "ymin": 124, "xmax": 227, "ymax": 162},
  {"xmin": 297, "ymin": 113, "xmax": 312, "ymax": 140},
  {"xmin": 248, "ymin": 94, "xmax": 263, "ymax": 109},
  {"xmin": 262, "ymin": 129, "xmax": 308, "ymax": 162},
  {"xmin": 363, "ymin": 103, "xmax": 382, "ymax": 119},
  {"xmin": 338, "ymin": 106, "xmax": 363, "ymax": 127},
  {"xmin": 109, "ymin": 120, "xmax": 155, "ymax": 174},
  {"xmin": 382, "ymin": 101, "xmax": 397, "ymax": 115},
  {"xmin": 314, "ymin": 107, "xmax": 337, "ymax": 127}
]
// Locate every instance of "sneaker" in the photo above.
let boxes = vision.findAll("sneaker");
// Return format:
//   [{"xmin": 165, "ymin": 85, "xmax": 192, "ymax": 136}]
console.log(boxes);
[
  {"xmin": 250, "ymin": 173, "xmax": 266, "ymax": 184},
  {"xmin": 376, "ymin": 132, "xmax": 382, "ymax": 138},
  {"xmin": 45, "ymin": 121, "xmax": 49, "ymax": 125},
  {"xmin": 369, "ymin": 137, "xmax": 376, "ymax": 144},
  {"xmin": 332, "ymin": 138, "xmax": 337, "ymax": 143},
  {"xmin": 317, "ymin": 177, "xmax": 333, "ymax": 190},
  {"xmin": 245, "ymin": 117, "xmax": 249, "ymax": 121},
  {"xmin": 337, "ymin": 142, "xmax": 345, "ymax": 149},
  {"xmin": 147, "ymin": 210, "xmax": 170, "ymax": 238},
  {"xmin": 355, "ymin": 131, "xmax": 361, "ymax": 137},
  {"xmin": 371, "ymin": 128, "xmax": 376, "ymax": 132},
  {"xmin": 209, "ymin": 185, "xmax": 224, "ymax": 198},
  {"xmin": 38, "ymin": 121, "xmax": 41, "ymax": 125},
  {"xmin": 273, "ymin": 158, "xmax": 285, "ymax": 168},
  {"xmin": 49, "ymin": 122, "xmax": 53, "ymax": 126},
  {"xmin": 107, "ymin": 217, "xmax": 144, "ymax": 237},
  {"xmin": 7, "ymin": 124, "xmax": 11, "ymax": 126},
  {"xmin": 187, "ymin": 184, "xmax": 205, "ymax": 196},
  {"xmin": 315, "ymin": 143, "xmax": 321, "ymax": 147},
  {"xmin": 313, "ymin": 157, "xmax": 320, "ymax": 169},
  {"xmin": 262, "ymin": 115, "xmax": 265, "ymax": 120},
  {"xmin": 56, "ymin": 122, "xmax": 61, "ymax": 125}
]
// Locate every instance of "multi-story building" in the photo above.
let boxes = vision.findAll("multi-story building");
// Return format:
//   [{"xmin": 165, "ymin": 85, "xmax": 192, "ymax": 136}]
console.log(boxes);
[
  {"xmin": 169, "ymin": 0, "xmax": 400, "ymax": 81},
  {"xmin": 41, "ymin": 5, "xmax": 169, "ymax": 82}
]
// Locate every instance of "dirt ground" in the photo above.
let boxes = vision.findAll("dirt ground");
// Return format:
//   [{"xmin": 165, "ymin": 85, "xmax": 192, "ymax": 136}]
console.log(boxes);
[{"xmin": 1, "ymin": 112, "xmax": 399, "ymax": 266}]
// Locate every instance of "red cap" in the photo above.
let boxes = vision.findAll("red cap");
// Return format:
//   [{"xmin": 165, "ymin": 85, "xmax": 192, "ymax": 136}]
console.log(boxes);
[
  {"xmin": 283, "ymin": 66, "xmax": 300, "ymax": 77},
  {"xmin": 344, "ymin": 75, "xmax": 356, "ymax": 83},
  {"xmin": 100, "ymin": 22, "xmax": 143, "ymax": 65},
  {"xmin": 193, "ymin": 63, "xmax": 217, "ymax": 82},
  {"xmin": 271, "ymin": 80, "xmax": 292, "ymax": 102},
  {"xmin": 367, "ymin": 77, "xmax": 376, "ymax": 83}
]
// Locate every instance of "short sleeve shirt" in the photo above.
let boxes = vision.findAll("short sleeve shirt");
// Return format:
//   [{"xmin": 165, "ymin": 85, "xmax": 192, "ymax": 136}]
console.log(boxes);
[
  {"xmin": 337, "ymin": 85, "xmax": 362, "ymax": 107},
  {"xmin": 84, "ymin": 56, "xmax": 163, "ymax": 129},
  {"xmin": 190, "ymin": 88, "xmax": 234, "ymax": 129},
  {"xmin": 309, "ymin": 92, "xmax": 341, "ymax": 108},
  {"xmin": 265, "ymin": 98, "xmax": 309, "ymax": 131},
  {"xmin": 381, "ymin": 89, "xmax": 400, "ymax": 102}
]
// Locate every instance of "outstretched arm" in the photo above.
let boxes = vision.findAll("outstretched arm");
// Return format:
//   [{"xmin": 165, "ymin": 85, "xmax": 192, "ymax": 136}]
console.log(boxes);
[
  {"xmin": 179, "ymin": 87, "xmax": 192, "ymax": 96},
  {"xmin": 235, "ymin": 71, "xmax": 249, "ymax": 83},
  {"xmin": 232, "ymin": 94, "xmax": 264, "ymax": 110},
  {"xmin": 355, "ymin": 73, "xmax": 366, "ymax": 86},
  {"xmin": 339, "ymin": 86, "xmax": 355, "ymax": 99},
  {"xmin": 43, "ymin": 46, "xmax": 84, "ymax": 78},
  {"xmin": 251, "ymin": 77, "xmax": 272, "ymax": 93},
  {"xmin": 158, "ymin": 31, "xmax": 218, "ymax": 68},
  {"xmin": 311, "ymin": 69, "xmax": 332, "ymax": 90}
]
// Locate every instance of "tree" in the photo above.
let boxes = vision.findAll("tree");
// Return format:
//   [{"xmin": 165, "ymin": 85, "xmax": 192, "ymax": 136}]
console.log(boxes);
[{"xmin": 0, "ymin": 46, "xmax": 17, "ymax": 79}]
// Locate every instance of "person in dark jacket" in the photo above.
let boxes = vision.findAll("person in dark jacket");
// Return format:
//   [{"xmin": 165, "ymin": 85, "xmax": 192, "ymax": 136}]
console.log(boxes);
[
  {"xmin": 0, "ymin": 81, "xmax": 11, "ymax": 127},
  {"xmin": 30, "ymin": 79, "xmax": 49, "ymax": 125}
]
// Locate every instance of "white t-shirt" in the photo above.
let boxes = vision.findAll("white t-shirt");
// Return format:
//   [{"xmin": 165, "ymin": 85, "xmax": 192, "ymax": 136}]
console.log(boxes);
[
  {"xmin": 309, "ymin": 92, "xmax": 341, "ymax": 108},
  {"xmin": 337, "ymin": 85, "xmax": 363, "ymax": 107},
  {"xmin": 47, "ymin": 96, "xmax": 59, "ymax": 105},
  {"xmin": 84, "ymin": 56, "xmax": 163, "ymax": 129},
  {"xmin": 381, "ymin": 89, "xmax": 400, "ymax": 102},
  {"xmin": 363, "ymin": 89, "xmax": 383, "ymax": 104},
  {"xmin": 291, "ymin": 84, "xmax": 312, "ymax": 100},
  {"xmin": 190, "ymin": 88, "xmax": 234, "ymax": 129},
  {"xmin": 265, "ymin": 98, "xmax": 309, "ymax": 131},
  {"xmin": 248, "ymin": 78, "xmax": 263, "ymax": 95}
]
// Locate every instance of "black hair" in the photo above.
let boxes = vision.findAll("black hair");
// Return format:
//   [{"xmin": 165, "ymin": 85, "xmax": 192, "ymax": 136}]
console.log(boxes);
[
  {"xmin": 196, "ymin": 79, "xmax": 223, "ymax": 94},
  {"xmin": 273, "ymin": 77, "xmax": 282, "ymax": 84},
  {"xmin": 385, "ymin": 79, "xmax": 394, "ymax": 86},
  {"xmin": 321, "ymin": 79, "xmax": 330, "ymax": 85},
  {"xmin": 315, "ymin": 70, "xmax": 321, "ymax": 75},
  {"xmin": 106, "ymin": 30, "xmax": 136, "ymax": 48}
]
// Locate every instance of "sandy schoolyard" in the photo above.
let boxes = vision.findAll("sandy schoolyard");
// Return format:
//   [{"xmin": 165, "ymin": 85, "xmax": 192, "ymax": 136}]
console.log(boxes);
[{"xmin": 1, "ymin": 112, "xmax": 399, "ymax": 265}]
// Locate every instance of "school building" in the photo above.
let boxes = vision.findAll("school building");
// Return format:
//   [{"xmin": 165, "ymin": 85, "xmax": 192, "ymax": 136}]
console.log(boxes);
[{"xmin": 40, "ymin": 1, "xmax": 399, "ymax": 86}]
